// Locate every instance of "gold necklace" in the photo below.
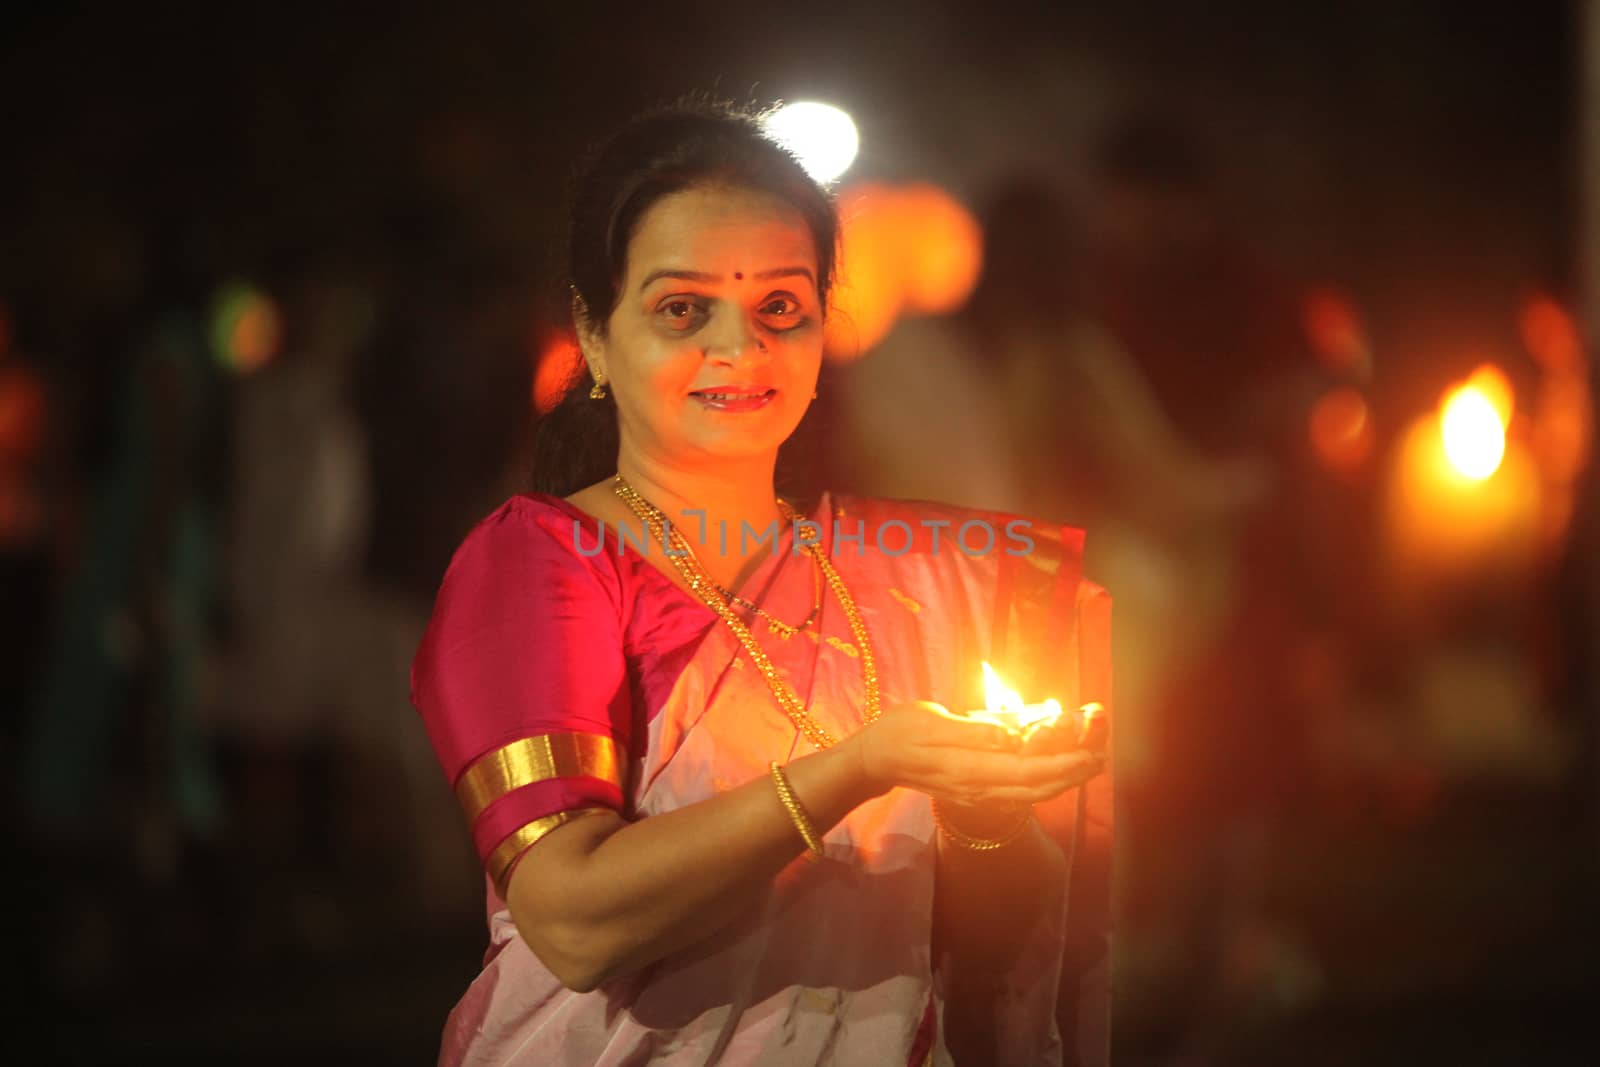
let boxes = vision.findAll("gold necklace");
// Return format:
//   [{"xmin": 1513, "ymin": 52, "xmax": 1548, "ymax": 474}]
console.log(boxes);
[
  {"xmin": 659, "ymin": 505, "xmax": 824, "ymax": 640},
  {"xmin": 718, "ymin": 562, "xmax": 822, "ymax": 640},
  {"xmin": 612, "ymin": 475, "xmax": 881, "ymax": 750}
]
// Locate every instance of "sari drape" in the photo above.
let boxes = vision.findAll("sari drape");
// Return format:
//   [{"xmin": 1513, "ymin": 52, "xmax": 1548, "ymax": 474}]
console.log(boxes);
[{"xmin": 410, "ymin": 489, "xmax": 1112, "ymax": 1066}]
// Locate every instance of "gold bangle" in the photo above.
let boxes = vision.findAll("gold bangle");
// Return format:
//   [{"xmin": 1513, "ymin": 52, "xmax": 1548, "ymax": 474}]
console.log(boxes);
[
  {"xmin": 931, "ymin": 798, "xmax": 1033, "ymax": 852},
  {"xmin": 769, "ymin": 760, "xmax": 824, "ymax": 861}
]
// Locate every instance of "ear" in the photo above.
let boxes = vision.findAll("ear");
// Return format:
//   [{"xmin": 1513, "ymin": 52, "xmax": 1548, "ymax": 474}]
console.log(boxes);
[{"xmin": 573, "ymin": 295, "xmax": 607, "ymax": 381}]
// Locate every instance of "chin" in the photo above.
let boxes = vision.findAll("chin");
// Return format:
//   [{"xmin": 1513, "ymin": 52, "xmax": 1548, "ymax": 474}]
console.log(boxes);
[
  {"xmin": 691, "ymin": 434, "xmax": 791, "ymax": 463},
  {"xmin": 684, "ymin": 409, "xmax": 805, "ymax": 460}
]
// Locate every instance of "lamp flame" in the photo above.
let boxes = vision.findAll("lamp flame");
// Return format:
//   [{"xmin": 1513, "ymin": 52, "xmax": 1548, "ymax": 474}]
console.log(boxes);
[{"xmin": 981, "ymin": 661, "xmax": 1061, "ymax": 730}]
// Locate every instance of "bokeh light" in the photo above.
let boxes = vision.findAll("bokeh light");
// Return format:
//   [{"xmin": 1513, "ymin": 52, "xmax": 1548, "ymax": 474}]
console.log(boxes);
[
  {"xmin": 899, "ymin": 183, "xmax": 984, "ymax": 315},
  {"xmin": 1302, "ymin": 287, "xmax": 1373, "ymax": 380},
  {"xmin": 1532, "ymin": 373, "xmax": 1592, "ymax": 485},
  {"xmin": 210, "ymin": 282, "xmax": 282, "ymax": 374},
  {"xmin": 826, "ymin": 183, "xmax": 907, "ymax": 357},
  {"xmin": 763, "ymin": 101, "xmax": 859, "ymax": 184},
  {"xmin": 1386, "ymin": 412, "xmax": 1541, "ymax": 581},
  {"xmin": 825, "ymin": 182, "xmax": 983, "ymax": 359},
  {"xmin": 533, "ymin": 329, "xmax": 583, "ymax": 414},
  {"xmin": 1519, "ymin": 294, "xmax": 1581, "ymax": 373},
  {"xmin": 1440, "ymin": 369, "xmax": 1510, "ymax": 480},
  {"xmin": 1308, "ymin": 386, "xmax": 1374, "ymax": 475}
]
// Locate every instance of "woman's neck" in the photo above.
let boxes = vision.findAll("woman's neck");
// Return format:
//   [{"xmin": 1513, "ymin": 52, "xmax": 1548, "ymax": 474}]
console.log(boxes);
[{"xmin": 616, "ymin": 452, "xmax": 789, "ymax": 585}]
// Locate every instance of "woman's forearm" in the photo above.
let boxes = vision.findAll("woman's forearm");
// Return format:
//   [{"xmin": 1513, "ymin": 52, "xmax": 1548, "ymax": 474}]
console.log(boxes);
[{"xmin": 509, "ymin": 735, "xmax": 880, "ymax": 991}]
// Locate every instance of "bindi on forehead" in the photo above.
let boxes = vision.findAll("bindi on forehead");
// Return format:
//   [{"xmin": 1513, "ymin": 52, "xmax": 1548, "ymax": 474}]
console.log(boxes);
[{"xmin": 734, "ymin": 271, "xmax": 743, "ymax": 280}]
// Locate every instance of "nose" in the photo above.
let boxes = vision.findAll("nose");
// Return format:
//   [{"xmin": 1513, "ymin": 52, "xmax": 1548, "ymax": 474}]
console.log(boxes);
[{"xmin": 704, "ymin": 310, "xmax": 770, "ymax": 366}]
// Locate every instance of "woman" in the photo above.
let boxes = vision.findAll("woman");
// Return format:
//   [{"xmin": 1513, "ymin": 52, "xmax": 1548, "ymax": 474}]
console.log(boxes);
[{"xmin": 411, "ymin": 101, "xmax": 1113, "ymax": 1066}]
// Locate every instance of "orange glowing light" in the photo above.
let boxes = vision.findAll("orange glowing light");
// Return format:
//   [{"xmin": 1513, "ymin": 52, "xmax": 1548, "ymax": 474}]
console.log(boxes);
[
  {"xmin": 1529, "ymin": 341, "xmax": 1592, "ymax": 551},
  {"xmin": 1533, "ymin": 374, "xmax": 1592, "ymax": 484},
  {"xmin": 1385, "ymin": 412, "xmax": 1541, "ymax": 579},
  {"xmin": 1302, "ymin": 287, "xmax": 1371, "ymax": 378},
  {"xmin": 211, "ymin": 283, "xmax": 281, "ymax": 374},
  {"xmin": 1519, "ymin": 295, "xmax": 1582, "ymax": 373},
  {"xmin": 825, "ymin": 182, "xmax": 984, "ymax": 360},
  {"xmin": 1440, "ymin": 371, "xmax": 1510, "ymax": 481},
  {"xmin": 899, "ymin": 183, "xmax": 983, "ymax": 316},
  {"xmin": 1308, "ymin": 387, "xmax": 1373, "ymax": 474},
  {"xmin": 826, "ymin": 183, "xmax": 909, "ymax": 358},
  {"xmin": 230, "ymin": 304, "xmax": 280, "ymax": 373},
  {"xmin": 977, "ymin": 661, "xmax": 1062, "ymax": 733},
  {"xmin": 533, "ymin": 330, "xmax": 584, "ymax": 414},
  {"xmin": 1465, "ymin": 364, "xmax": 1513, "ymax": 423}
]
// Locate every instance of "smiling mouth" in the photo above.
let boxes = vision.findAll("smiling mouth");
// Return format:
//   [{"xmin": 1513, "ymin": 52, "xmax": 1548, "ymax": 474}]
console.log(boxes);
[
  {"xmin": 688, "ymin": 387, "xmax": 778, "ymax": 412},
  {"xmin": 689, "ymin": 388, "xmax": 776, "ymax": 400}
]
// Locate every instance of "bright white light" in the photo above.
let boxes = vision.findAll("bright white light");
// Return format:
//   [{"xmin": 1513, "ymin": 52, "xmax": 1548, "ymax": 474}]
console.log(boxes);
[
  {"xmin": 1440, "ymin": 385, "xmax": 1506, "ymax": 480},
  {"xmin": 764, "ymin": 101, "xmax": 859, "ymax": 183}
]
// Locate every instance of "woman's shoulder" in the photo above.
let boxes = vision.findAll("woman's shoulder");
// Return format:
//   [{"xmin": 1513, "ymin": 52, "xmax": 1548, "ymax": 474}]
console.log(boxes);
[
  {"xmin": 460, "ymin": 490, "xmax": 600, "ymax": 544},
  {"xmin": 438, "ymin": 491, "xmax": 624, "ymax": 594}
]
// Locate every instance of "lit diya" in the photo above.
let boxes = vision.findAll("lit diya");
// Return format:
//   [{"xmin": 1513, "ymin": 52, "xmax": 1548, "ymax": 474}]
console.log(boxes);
[{"xmin": 971, "ymin": 661, "xmax": 1107, "ymax": 752}]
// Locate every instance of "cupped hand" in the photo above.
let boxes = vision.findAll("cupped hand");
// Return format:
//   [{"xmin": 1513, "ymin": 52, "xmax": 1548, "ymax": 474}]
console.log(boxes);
[
  {"xmin": 848, "ymin": 700, "xmax": 1106, "ymax": 807},
  {"xmin": 1017, "ymin": 715, "xmax": 1105, "ymax": 758}
]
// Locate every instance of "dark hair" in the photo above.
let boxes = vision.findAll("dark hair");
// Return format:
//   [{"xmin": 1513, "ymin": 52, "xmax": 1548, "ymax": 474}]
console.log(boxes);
[{"xmin": 531, "ymin": 98, "xmax": 839, "ymax": 501}]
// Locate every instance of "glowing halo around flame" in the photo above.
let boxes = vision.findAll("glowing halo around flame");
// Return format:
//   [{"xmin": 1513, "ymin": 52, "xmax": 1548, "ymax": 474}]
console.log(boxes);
[{"xmin": 980, "ymin": 661, "xmax": 1062, "ymax": 731}]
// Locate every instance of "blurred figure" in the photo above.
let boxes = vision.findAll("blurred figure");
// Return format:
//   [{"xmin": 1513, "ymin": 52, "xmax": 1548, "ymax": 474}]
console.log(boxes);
[
  {"xmin": 1085, "ymin": 114, "xmax": 1311, "ymax": 460},
  {"xmin": 19, "ymin": 292, "xmax": 231, "ymax": 1008},
  {"xmin": 1081, "ymin": 112, "xmax": 1323, "ymax": 1056},
  {"xmin": 957, "ymin": 177, "xmax": 1268, "ymax": 528},
  {"xmin": 214, "ymin": 267, "xmax": 481, "ymax": 953},
  {"xmin": 22, "ymin": 300, "xmax": 228, "ymax": 851},
  {"xmin": 212, "ymin": 272, "xmax": 377, "ymax": 956},
  {"xmin": 825, "ymin": 303, "xmax": 1024, "ymax": 516}
]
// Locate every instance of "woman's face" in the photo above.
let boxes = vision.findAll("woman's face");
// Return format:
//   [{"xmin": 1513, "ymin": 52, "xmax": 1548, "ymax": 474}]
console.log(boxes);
[{"xmin": 583, "ymin": 182, "xmax": 824, "ymax": 473}]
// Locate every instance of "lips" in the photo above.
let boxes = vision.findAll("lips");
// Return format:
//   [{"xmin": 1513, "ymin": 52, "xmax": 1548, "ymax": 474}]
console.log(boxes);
[{"xmin": 690, "ymin": 386, "xmax": 777, "ymax": 412}]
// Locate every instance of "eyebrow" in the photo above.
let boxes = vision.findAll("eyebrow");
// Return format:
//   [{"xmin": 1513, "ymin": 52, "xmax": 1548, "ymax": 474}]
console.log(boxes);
[{"xmin": 638, "ymin": 266, "xmax": 817, "ymax": 292}]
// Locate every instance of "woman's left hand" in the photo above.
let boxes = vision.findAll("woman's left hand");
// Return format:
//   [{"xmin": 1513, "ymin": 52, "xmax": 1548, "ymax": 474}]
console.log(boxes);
[
  {"xmin": 935, "ymin": 713, "xmax": 1107, "ymax": 828},
  {"xmin": 933, "ymin": 740, "xmax": 1104, "ymax": 828}
]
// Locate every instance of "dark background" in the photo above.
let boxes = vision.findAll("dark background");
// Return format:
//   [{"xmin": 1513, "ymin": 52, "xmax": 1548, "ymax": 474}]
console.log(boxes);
[{"xmin": 3, "ymin": 3, "xmax": 1594, "ymax": 1063}]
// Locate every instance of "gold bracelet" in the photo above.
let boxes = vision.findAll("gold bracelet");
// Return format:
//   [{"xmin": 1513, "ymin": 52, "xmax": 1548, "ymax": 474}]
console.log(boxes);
[
  {"xmin": 769, "ymin": 760, "xmax": 824, "ymax": 861},
  {"xmin": 931, "ymin": 797, "xmax": 1033, "ymax": 852}
]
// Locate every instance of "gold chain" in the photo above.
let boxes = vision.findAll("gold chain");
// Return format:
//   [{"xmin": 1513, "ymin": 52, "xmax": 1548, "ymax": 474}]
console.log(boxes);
[
  {"xmin": 931, "ymin": 797, "xmax": 1034, "ymax": 851},
  {"xmin": 664, "ymin": 505, "xmax": 824, "ymax": 641},
  {"xmin": 721, "ymin": 560, "xmax": 822, "ymax": 639},
  {"xmin": 612, "ymin": 475, "xmax": 880, "ymax": 750}
]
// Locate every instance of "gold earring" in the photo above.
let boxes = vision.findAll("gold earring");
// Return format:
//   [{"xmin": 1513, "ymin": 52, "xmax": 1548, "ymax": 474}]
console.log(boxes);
[{"xmin": 589, "ymin": 378, "xmax": 608, "ymax": 400}]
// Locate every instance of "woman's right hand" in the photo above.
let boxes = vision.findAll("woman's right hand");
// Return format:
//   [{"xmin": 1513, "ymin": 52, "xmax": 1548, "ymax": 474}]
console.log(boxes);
[{"xmin": 847, "ymin": 700, "xmax": 1104, "ymax": 807}]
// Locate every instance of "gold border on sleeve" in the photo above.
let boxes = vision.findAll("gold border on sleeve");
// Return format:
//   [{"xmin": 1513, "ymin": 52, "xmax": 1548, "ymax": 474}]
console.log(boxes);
[
  {"xmin": 488, "ymin": 806, "xmax": 614, "ymax": 895},
  {"xmin": 455, "ymin": 732, "xmax": 621, "ymax": 824}
]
